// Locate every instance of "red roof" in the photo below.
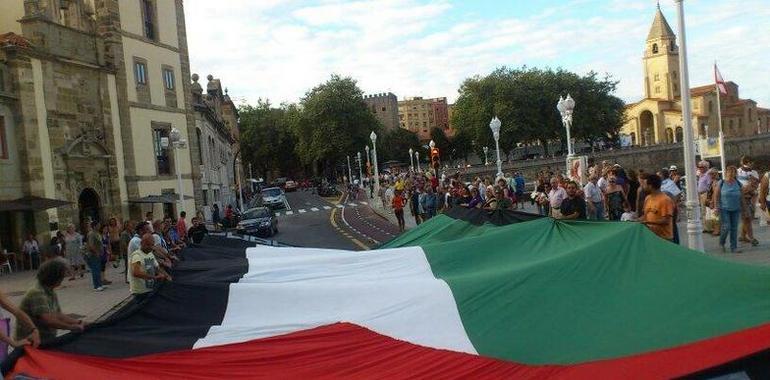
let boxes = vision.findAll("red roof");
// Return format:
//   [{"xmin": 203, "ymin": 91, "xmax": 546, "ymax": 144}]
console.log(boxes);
[{"xmin": 0, "ymin": 32, "xmax": 31, "ymax": 48}]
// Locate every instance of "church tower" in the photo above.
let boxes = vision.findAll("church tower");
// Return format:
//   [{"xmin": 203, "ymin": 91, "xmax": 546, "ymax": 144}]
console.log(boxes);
[{"xmin": 643, "ymin": 5, "xmax": 680, "ymax": 100}]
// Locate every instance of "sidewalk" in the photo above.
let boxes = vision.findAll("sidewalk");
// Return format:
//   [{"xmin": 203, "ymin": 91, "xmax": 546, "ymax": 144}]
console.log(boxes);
[
  {"xmin": 365, "ymin": 193, "xmax": 417, "ymax": 232},
  {"xmin": 0, "ymin": 263, "xmax": 129, "ymax": 338}
]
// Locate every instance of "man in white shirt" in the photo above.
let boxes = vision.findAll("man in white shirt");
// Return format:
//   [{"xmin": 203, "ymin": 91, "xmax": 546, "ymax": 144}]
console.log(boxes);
[
  {"xmin": 583, "ymin": 175, "xmax": 604, "ymax": 220},
  {"xmin": 22, "ymin": 234, "xmax": 40, "ymax": 270},
  {"xmin": 548, "ymin": 178, "xmax": 567, "ymax": 219},
  {"xmin": 129, "ymin": 234, "xmax": 171, "ymax": 302}
]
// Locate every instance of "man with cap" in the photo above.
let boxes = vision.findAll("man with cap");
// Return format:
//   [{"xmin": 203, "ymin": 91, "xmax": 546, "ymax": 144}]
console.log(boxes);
[{"xmin": 659, "ymin": 168, "xmax": 682, "ymax": 244}]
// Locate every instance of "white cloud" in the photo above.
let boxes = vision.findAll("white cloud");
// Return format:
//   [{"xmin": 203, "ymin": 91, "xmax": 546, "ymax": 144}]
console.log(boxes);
[{"xmin": 185, "ymin": 0, "xmax": 770, "ymax": 108}]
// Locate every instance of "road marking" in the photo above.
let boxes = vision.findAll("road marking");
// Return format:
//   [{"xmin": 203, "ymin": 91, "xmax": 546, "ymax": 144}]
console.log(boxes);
[
  {"xmin": 285, "ymin": 211, "xmax": 294, "ymax": 215},
  {"xmin": 274, "ymin": 212, "xmax": 281, "ymax": 216},
  {"xmin": 323, "ymin": 206, "xmax": 331, "ymax": 210},
  {"xmin": 336, "ymin": 204, "xmax": 344, "ymax": 208},
  {"xmin": 360, "ymin": 201, "xmax": 368, "ymax": 205},
  {"xmin": 348, "ymin": 203, "xmax": 357, "ymax": 207},
  {"xmin": 311, "ymin": 207, "xmax": 319, "ymax": 212},
  {"xmin": 298, "ymin": 209, "xmax": 307, "ymax": 213}
]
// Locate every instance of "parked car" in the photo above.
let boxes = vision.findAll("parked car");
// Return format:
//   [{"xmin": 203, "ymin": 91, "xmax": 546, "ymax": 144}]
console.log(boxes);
[
  {"xmin": 284, "ymin": 180, "xmax": 298, "ymax": 192},
  {"xmin": 273, "ymin": 177, "xmax": 288, "ymax": 188},
  {"xmin": 261, "ymin": 187, "xmax": 286, "ymax": 209},
  {"xmin": 236, "ymin": 207, "xmax": 278, "ymax": 237}
]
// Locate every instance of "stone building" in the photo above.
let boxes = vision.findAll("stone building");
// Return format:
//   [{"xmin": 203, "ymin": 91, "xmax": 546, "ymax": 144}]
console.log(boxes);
[
  {"xmin": 363, "ymin": 92, "xmax": 399, "ymax": 132},
  {"xmin": 621, "ymin": 6, "xmax": 770, "ymax": 146},
  {"xmin": 397, "ymin": 97, "xmax": 451, "ymax": 142},
  {"xmin": 0, "ymin": 0, "xmax": 199, "ymax": 252},
  {"xmin": 191, "ymin": 74, "xmax": 237, "ymax": 222}
]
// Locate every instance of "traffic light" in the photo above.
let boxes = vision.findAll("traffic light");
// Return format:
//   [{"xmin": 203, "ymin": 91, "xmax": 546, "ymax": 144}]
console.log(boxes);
[{"xmin": 430, "ymin": 147, "xmax": 440, "ymax": 170}]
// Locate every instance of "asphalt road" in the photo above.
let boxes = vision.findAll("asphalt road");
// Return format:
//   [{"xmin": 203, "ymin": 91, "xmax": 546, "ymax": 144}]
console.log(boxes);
[{"xmin": 271, "ymin": 190, "xmax": 360, "ymax": 250}]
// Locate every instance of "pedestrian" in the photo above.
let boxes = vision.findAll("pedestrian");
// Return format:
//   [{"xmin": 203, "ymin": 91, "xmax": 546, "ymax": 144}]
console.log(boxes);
[
  {"xmin": 560, "ymin": 182, "xmax": 587, "ymax": 220},
  {"xmin": 224, "ymin": 205, "xmax": 234, "ymax": 229},
  {"xmin": 713, "ymin": 166, "xmax": 743, "ymax": 253},
  {"xmin": 392, "ymin": 190, "xmax": 406, "ymax": 232},
  {"xmin": 515, "ymin": 173, "xmax": 526, "ymax": 209},
  {"xmin": 176, "ymin": 211, "xmax": 188, "ymax": 243},
  {"xmin": 212, "ymin": 204, "xmax": 220, "ymax": 231},
  {"xmin": 99, "ymin": 224, "xmax": 113, "ymax": 286},
  {"xmin": 118, "ymin": 220, "xmax": 133, "ymax": 282},
  {"xmin": 188, "ymin": 217, "xmax": 209, "ymax": 244},
  {"xmin": 107, "ymin": 217, "xmax": 121, "ymax": 263},
  {"xmin": 627, "ymin": 170, "xmax": 640, "ymax": 213},
  {"xmin": 739, "ymin": 173, "xmax": 760, "ymax": 247},
  {"xmin": 583, "ymin": 174, "xmax": 604, "ymax": 220},
  {"xmin": 16, "ymin": 258, "xmax": 86, "ymax": 345},
  {"xmin": 760, "ymin": 169, "xmax": 770, "ymax": 224},
  {"xmin": 636, "ymin": 173, "xmax": 650, "ymax": 219},
  {"xmin": 494, "ymin": 186, "xmax": 512, "ymax": 210},
  {"xmin": 145, "ymin": 212, "xmax": 155, "ymax": 233},
  {"xmin": 47, "ymin": 232, "xmax": 64, "ymax": 261},
  {"xmin": 420, "ymin": 186, "xmax": 437, "ymax": 220},
  {"xmin": 659, "ymin": 168, "xmax": 682, "ymax": 244},
  {"xmin": 640, "ymin": 174, "xmax": 676, "ymax": 242},
  {"xmin": 63, "ymin": 224, "xmax": 85, "ymax": 280},
  {"xmin": 467, "ymin": 187, "xmax": 484, "ymax": 209},
  {"xmin": 605, "ymin": 176, "xmax": 629, "ymax": 221},
  {"xmin": 129, "ymin": 234, "xmax": 172, "ymax": 303},
  {"xmin": 548, "ymin": 178, "xmax": 566, "ymax": 218},
  {"xmin": 22, "ymin": 233, "xmax": 41, "ymax": 270},
  {"xmin": 703, "ymin": 169, "xmax": 722, "ymax": 236},
  {"xmin": 0, "ymin": 290, "xmax": 40, "ymax": 349},
  {"xmin": 483, "ymin": 185, "xmax": 497, "ymax": 210},
  {"xmin": 85, "ymin": 222, "xmax": 106, "ymax": 291}
]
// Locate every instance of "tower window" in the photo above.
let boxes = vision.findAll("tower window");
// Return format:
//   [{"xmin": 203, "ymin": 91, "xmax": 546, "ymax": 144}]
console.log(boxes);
[
  {"xmin": 652, "ymin": 44, "xmax": 659, "ymax": 54},
  {"xmin": 141, "ymin": 0, "xmax": 157, "ymax": 41}
]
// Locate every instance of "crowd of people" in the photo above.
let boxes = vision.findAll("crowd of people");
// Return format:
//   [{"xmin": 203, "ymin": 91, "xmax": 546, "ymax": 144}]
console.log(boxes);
[
  {"xmin": 373, "ymin": 156, "xmax": 769, "ymax": 252},
  {"xmin": 3, "ymin": 210, "xmax": 212, "ymax": 349}
]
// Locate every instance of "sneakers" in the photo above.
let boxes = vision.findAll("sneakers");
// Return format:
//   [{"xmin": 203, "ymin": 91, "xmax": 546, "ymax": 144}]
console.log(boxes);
[{"xmin": 94, "ymin": 286, "xmax": 105, "ymax": 292}]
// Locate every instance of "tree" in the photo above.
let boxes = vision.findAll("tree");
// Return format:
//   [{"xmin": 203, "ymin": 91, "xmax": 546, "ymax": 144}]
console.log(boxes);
[
  {"xmin": 292, "ymin": 74, "xmax": 382, "ymax": 176},
  {"xmin": 451, "ymin": 67, "xmax": 626, "ymax": 156},
  {"xmin": 379, "ymin": 128, "xmax": 420, "ymax": 163},
  {"xmin": 239, "ymin": 100, "xmax": 300, "ymax": 180}
]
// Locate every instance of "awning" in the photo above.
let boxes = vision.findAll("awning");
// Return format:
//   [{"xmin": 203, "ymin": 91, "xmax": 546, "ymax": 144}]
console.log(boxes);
[
  {"xmin": 0, "ymin": 196, "xmax": 71, "ymax": 212},
  {"xmin": 128, "ymin": 194, "xmax": 194, "ymax": 204}
]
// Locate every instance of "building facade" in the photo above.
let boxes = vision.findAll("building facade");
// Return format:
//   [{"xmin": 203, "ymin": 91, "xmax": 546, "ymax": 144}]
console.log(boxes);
[
  {"xmin": 398, "ymin": 97, "xmax": 450, "ymax": 142},
  {"xmin": 191, "ymin": 74, "xmax": 237, "ymax": 222},
  {"xmin": 0, "ymin": 0, "xmax": 201, "ymax": 252},
  {"xmin": 621, "ymin": 7, "xmax": 770, "ymax": 146},
  {"xmin": 364, "ymin": 92, "xmax": 399, "ymax": 132}
]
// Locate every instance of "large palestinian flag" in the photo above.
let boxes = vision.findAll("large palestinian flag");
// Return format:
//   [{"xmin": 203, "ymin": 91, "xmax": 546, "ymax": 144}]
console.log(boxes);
[{"xmin": 4, "ymin": 209, "xmax": 770, "ymax": 379}]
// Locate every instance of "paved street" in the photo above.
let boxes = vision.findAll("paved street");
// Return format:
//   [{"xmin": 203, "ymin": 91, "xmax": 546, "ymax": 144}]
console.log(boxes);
[{"xmin": 275, "ymin": 191, "xmax": 360, "ymax": 250}]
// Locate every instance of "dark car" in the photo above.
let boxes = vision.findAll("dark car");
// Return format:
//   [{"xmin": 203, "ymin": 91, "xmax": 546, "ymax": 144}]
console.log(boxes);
[{"xmin": 237, "ymin": 207, "xmax": 278, "ymax": 237}]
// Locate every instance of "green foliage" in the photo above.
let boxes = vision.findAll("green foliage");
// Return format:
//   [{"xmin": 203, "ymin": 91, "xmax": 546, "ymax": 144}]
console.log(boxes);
[
  {"xmin": 239, "ymin": 99, "xmax": 299, "ymax": 179},
  {"xmin": 379, "ymin": 128, "xmax": 420, "ymax": 163},
  {"xmin": 451, "ymin": 67, "xmax": 626, "ymax": 156},
  {"xmin": 293, "ymin": 74, "xmax": 383, "ymax": 174}
]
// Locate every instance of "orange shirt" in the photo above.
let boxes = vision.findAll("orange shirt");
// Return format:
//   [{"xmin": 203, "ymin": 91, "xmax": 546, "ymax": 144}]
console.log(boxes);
[
  {"xmin": 392, "ymin": 195, "xmax": 405, "ymax": 210},
  {"xmin": 643, "ymin": 192, "xmax": 675, "ymax": 240}
]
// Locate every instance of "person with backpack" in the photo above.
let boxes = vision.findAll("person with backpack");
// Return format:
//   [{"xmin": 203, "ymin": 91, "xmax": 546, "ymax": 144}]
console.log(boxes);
[{"xmin": 713, "ymin": 166, "xmax": 743, "ymax": 253}]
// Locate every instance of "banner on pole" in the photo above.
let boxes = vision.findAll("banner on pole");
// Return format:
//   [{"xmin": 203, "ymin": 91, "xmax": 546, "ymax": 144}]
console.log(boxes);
[
  {"xmin": 698, "ymin": 137, "xmax": 722, "ymax": 159},
  {"xmin": 567, "ymin": 155, "xmax": 588, "ymax": 185}
]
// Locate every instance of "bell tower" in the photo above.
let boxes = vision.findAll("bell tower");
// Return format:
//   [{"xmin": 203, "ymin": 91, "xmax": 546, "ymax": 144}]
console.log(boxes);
[{"xmin": 643, "ymin": 4, "xmax": 680, "ymax": 100}]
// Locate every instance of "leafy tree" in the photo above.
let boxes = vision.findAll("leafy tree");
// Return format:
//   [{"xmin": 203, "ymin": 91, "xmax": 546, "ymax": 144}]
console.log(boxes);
[
  {"xmin": 239, "ymin": 100, "xmax": 299, "ymax": 180},
  {"xmin": 292, "ymin": 74, "xmax": 382, "ymax": 176},
  {"xmin": 379, "ymin": 127, "xmax": 420, "ymax": 163},
  {"xmin": 452, "ymin": 67, "xmax": 625, "ymax": 156}
]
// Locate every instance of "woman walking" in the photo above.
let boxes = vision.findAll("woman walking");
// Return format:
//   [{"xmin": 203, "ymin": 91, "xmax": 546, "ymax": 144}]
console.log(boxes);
[
  {"xmin": 714, "ymin": 166, "xmax": 743, "ymax": 253},
  {"xmin": 63, "ymin": 224, "xmax": 85, "ymax": 280}
]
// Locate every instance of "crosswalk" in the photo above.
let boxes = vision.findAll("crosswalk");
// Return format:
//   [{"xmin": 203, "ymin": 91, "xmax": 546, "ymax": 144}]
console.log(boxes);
[{"xmin": 274, "ymin": 201, "xmax": 368, "ymax": 217}]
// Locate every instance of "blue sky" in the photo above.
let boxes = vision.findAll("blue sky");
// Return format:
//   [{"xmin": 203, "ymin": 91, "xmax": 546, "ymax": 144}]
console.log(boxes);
[{"xmin": 186, "ymin": 0, "xmax": 770, "ymax": 107}]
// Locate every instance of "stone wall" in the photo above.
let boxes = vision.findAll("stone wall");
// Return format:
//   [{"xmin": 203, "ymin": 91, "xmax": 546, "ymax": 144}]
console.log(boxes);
[{"xmin": 463, "ymin": 134, "xmax": 770, "ymax": 181}]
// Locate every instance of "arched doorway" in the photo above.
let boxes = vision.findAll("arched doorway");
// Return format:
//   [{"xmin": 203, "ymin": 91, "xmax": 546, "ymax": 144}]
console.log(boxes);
[
  {"xmin": 78, "ymin": 188, "xmax": 101, "ymax": 229},
  {"xmin": 675, "ymin": 127, "xmax": 683, "ymax": 143},
  {"xmin": 630, "ymin": 132, "xmax": 636, "ymax": 146},
  {"xmin": 640, "ymin": 111, "xmax": 655, "ymax": 146},
  {"xmin": 666, "ymin": 128, "xmax": 674, "ymax": 144}
]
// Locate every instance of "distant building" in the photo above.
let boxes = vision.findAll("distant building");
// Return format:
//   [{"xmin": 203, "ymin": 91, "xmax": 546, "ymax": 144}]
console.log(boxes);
[
  {"xmin": 446, "ymin": 104, "xmax": 456, "ymax": 138},
  {"xmin": 398, "ymin": 97, "xmax": 450, "ymax": 142},
  {"xmin": 191, "ymin": 74, "xmax": 237, "ymax": 222},
  {"xmin": 364, "ymin": 92, "xmax": 399, "ymax": 132},
  {"xmin": 621, "ymin": 6, "xmax": 770, "ymax": 146}
]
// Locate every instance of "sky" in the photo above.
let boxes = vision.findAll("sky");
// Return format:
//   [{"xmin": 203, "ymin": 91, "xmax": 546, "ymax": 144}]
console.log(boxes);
[{"xmin": 185, "ymin": 0, "xmax": 770, "ymax": 107}]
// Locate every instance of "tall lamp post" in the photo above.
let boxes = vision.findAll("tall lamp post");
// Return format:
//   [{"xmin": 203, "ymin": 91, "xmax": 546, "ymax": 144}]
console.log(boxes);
[
  {"xmin": 415, "ymin": 151, "xmax": 421, "ymax": 173},
  {"xmin": 347, "ymin": 155, "xmax": 353, "ymax": 184},
  {"xmin": 169, "ymin": 127, "xmax": 187, "ymax": 212},
  {"xmin": 365, "ymin": 145, "xmax": 371, "ymax": 178},
  {"xmin": 556, "ymin": 94, "xmax": 576, "ymax": 157},
  {"xmin": 483, "ymin": 146, "xmax": 489, "ymax": 166},
  {"xmin": 357, "ymin": 152, "xmax": 363, "ymax": 186},
  {"xmin": 235, "ymin": 158, "xmax": 244, "ymax": 212},
  {"xmin": 489, "ymin": 117, "xmax": 503, "ymax": 178},
  {"xmin": 674, "ymin": 0, "xmax": 704, "ymax": 252},
  {"xmin": 409, "ymin": 148, "xmax": 414, "ymax": 172},
  {"xmin": 370, "ymin": 131, "xmax": 380, "ymax": 197}
]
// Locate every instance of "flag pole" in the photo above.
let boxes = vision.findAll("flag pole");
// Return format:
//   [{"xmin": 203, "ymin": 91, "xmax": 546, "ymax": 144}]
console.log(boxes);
[
  {"xmin": 674, "ymin": 0, "xmax": 704, "ymax": 252},
  {"xmin": 714, "ymin": 63, "xmax": 727, "ymax": 172}
]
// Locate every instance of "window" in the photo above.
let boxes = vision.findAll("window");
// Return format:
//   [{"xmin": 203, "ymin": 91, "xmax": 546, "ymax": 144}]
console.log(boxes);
[
  {"xmin": 135, "ymin": 61, "xmax": 147, "ymax": 85},
  {"xmin": 652, "ymin": 43, "xmax": 659, "ymax": 54},
  {"xmin": 655, "ymin": 86, "xmax": 661, "ymax": 94},
  {"xmin": 141, "ymin": 0, "xmax": 157, "ymax": 41},
  {"xmin": 202, "ymin": 190, "xmax": 208, "ymax": 206},
  {"xmin": 381, "ymin": 107, "xmax": 386, "ymax": 112},
  {"xmin": 670, "ymin": 43, "xmax": 676, "ymax": 52},
  {"xmin": 152, "ymin": 126, "xmax": 171, "ymax": 175},
  {"xmin": 0, "ymin": 116, "xmax": 7, "ymax": 159},
  {"xmin": 654, "ymin": 73, "xmax": 660, "ymax": 81},
  {"xmin": 162, "ymin": 68, "xmax": 175, "ymax": 90},
  {"xmin": 709, "ymin": 101, "xmax": 713, "ymax": 112}
]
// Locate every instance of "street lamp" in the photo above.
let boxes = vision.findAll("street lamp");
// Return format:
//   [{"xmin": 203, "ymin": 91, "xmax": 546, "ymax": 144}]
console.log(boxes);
[
  {"xmin": 674, "ymin": 0, "xmax": 704, "ymax": 252},
  {"xmin": 370, "ymin": 131, "xmax": 380, "ymax": 197},
  {"xmin": 483, "ymin": 146, "xmax": 489, "ymax": 166},
  {"xmin": 415, "ymin": 151, "xmax": 421, "ymax": 173},
  {"xmin": 168, "ymin": 127, "xmax": 187, "ymax": 212},
  {"xmin": 556, "ymin": 94, "xmax": 576, "ymax": 157},
  {"xmin": 347, "ymin": 155, "xmax": 353, "ymax": 184},
  {"xmin": 365, "ymin": 145, "xmax": 371, "ymax": 178},
  {"xmin": 357, "ymin": 151, "xmax": 363, "ymax": 186},
  {"xmin": 409, "ymin": 147, "xmax": 414, "ymax": 172},
  {"xmin": 489, "ymin": 117, "xmax": 503, "ymax": 178}
]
